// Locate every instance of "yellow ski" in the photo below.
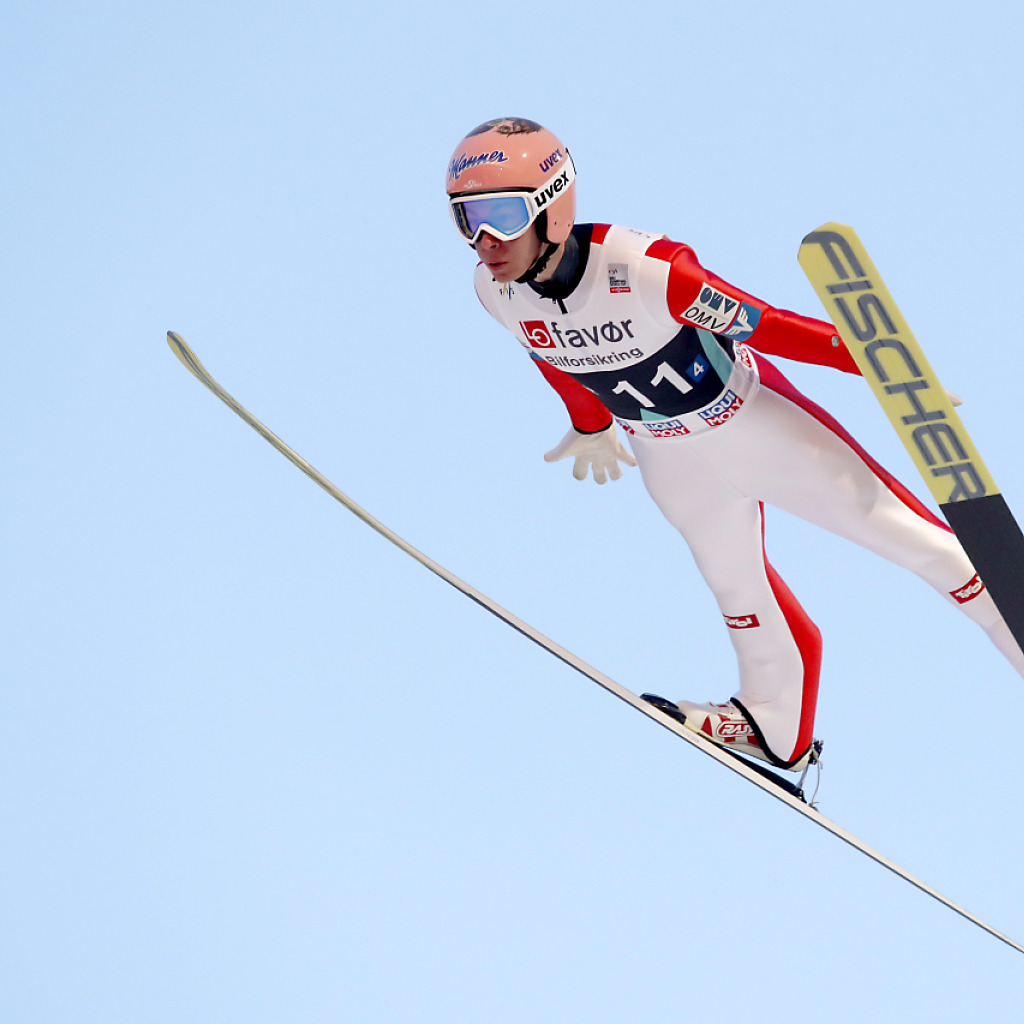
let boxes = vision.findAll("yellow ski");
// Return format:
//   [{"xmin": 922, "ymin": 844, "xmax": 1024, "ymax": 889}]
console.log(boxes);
[{"xmin": 799, "ymin": 224, "xmax": 1024, "ymax": 652}]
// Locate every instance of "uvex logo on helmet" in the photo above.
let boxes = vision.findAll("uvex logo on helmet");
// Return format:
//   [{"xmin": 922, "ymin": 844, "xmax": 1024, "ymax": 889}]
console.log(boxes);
[
  {"xmin": 538, "ymin": 148, "xmax": 565, "ymax": 174},
  {"xmin": 533, "ymin": 169, "xmax": 571, "ymax": 210}
]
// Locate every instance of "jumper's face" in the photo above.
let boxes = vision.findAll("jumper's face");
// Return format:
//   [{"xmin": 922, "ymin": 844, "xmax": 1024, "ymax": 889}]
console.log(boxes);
[{"xmin": 473, "ymin": 228, "xmax": 544, "ymax": 283}]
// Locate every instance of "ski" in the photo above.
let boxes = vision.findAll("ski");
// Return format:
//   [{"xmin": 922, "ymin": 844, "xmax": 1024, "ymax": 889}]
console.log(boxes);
[
  {"xmin": 799, "ymin": 223, "xmax": 1024, "ymax": 654},
  {"xmin": 167, "ymin": 330, "xmax": 1024, "ymax": 956}
]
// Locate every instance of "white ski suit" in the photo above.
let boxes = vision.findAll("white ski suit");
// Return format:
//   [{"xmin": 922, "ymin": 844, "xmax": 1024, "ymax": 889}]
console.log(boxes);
[{"xmin": 474, "ymin": 223, "xmax": 1024, "ymax": 766}]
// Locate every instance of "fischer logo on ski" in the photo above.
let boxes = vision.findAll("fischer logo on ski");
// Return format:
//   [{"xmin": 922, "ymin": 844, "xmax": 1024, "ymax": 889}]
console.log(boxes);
[
  {"xmin": 799, "ymin": 225, "xmax": 992, "ymax": 506},
  {"xmin": 799, "ymin": 223, "xmax": 1024, "ymax": 657}
]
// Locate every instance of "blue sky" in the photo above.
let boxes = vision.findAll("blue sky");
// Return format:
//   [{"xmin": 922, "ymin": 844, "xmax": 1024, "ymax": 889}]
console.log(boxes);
[{"xmin": 4, "ymin": 1, "xmax": 1024, "ymax": 1020}]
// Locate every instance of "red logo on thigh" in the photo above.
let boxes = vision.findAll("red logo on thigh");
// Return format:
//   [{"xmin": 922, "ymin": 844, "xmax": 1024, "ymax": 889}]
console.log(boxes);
[
  {"xmin": 724, "ymin": 613, "xmax": 760, "ymax": 629},
  {"xmin": 951, "ymin": 574, "xmax": 985, "ymax": 604}
]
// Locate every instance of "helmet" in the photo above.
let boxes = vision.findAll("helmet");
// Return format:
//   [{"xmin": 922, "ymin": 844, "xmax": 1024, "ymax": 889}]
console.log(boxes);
[{"xmin": 446, "ymin": 118, "xmax": 576, "ymax": 246}]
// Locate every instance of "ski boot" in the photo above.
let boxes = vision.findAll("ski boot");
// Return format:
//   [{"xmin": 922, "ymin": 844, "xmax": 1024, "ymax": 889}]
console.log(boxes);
[{"xmin": 641, "ymin": 694, "xmax": 821, "ymax": 773}]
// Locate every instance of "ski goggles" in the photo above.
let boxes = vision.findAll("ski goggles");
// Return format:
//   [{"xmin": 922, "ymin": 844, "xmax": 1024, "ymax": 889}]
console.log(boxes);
[{"xmin": 448, "ymin": 155, "xmax": 575, "ymax": 244}]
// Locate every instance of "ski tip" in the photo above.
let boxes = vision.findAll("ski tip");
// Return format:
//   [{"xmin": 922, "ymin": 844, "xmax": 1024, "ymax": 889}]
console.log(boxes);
[
  {"xmin": 167, "ymin": 330, "xmax": 190, "ymax": 364},
  {"xmin": 799, "ymin": 222, "xmax": 857, "ymax": 247},
  {"xmin": 166, "ymin": 331, "xmax": 209, "ymax": 382}
]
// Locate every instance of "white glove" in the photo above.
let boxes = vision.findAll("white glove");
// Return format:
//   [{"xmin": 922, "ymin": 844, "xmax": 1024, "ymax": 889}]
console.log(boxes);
[
  {"xmin": 945, "ymin": 388, "xmax": 964, "ymax": 407},
  {"xmin": 543, "ymin": 425, "xmax": 637, "ymax": 484}
]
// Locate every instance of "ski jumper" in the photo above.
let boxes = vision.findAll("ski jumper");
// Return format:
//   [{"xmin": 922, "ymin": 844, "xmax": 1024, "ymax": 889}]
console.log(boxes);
[{"xmin": 475, "ymin": 223, "xmax": 1024, "ymax": 766}]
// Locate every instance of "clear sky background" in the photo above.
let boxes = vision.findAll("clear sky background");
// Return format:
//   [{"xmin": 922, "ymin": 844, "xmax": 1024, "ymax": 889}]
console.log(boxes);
[{"xmin": 4, "ymin": 1, "xmax": 1024, "ymax": 1020}]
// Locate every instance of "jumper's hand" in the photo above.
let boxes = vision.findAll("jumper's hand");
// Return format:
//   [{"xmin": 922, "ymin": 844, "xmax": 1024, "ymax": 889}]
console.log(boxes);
[{"xmin": 544, "ymin": 425, "xmax": 637, "ymax": 485}]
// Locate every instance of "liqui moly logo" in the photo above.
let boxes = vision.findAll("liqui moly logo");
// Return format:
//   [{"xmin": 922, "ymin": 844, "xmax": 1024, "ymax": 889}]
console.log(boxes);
[
  {"xmin": 699, "ymin": 391, "xmax": 744, "ymax": 427},
  {"xmin": 644, "ymin": 418, "xmax": 690, "ymax": 438},
  {"xmin": 724, "ymin": 613, "xmax": 760, "ymax": 629},
  {"xmin": 951, "ymin": 574, "xmax": 985, "ymax": 604}
]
